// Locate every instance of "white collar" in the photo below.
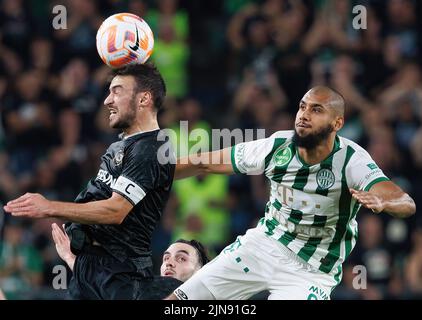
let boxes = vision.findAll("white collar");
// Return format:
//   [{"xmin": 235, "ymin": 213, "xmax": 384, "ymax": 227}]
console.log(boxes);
[{"xmin": 121, "ymin": 127, "xmax": 160, "ymax": 140}]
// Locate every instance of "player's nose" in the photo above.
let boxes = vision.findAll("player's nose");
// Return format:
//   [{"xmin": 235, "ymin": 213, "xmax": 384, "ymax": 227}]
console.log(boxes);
[
  {"xmin": 104, "ymin": 93, "xmax": 113, "ymax": 106},
  {"xmin": 166, "ymin": 258, "xmax": 176, "ymax": 267},
  {"xmin": 299, "ymin": 109, "xmax": 311, "ymax": 121}
]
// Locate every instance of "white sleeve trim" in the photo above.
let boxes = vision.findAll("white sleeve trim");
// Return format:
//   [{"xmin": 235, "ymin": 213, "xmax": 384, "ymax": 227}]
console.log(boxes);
[{"xmin": 112, "ymin": 176, "xmax": 146, "ymax": 205}]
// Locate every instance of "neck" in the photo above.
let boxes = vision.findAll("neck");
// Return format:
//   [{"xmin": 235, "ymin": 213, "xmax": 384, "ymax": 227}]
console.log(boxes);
[
  {"xmin": 297, "ymin": 134, "xmax": 336, "ymax": 166},
  {"xmin": 123, "ymin": 113, "xmax": 159, "ymax": 136}
]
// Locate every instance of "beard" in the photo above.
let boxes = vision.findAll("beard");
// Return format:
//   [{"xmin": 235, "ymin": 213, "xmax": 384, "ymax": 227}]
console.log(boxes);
[
  {"xmin": 110, "ymin": 95, "xmax": 137, "ymax": 130},
  {"xmin": 293, "ymin": 124, "xmax": 334, "ymax": 149}
]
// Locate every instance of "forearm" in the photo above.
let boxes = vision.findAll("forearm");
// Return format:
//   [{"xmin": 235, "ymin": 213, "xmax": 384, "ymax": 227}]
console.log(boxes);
[
  {"xmin": 48, "ymin": 200, "xmax": 124, "ymax": 224},
  {"xmin": 175, "ymin": 148, "xmax": 233, "ymax": 180},
  {"xmin": 64, "ymin": 254, "xmax": 76, "ymax": 272},
  {"xmin": 175, "ymin": 158, "xmax": 206, "ymax": 179},
  {"xmin": 382, "ymin": 193, "xmax": 416, "ymax": 218}
]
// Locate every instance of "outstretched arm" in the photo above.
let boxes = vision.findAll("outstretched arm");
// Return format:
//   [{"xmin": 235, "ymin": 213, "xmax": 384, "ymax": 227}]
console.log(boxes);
[
  {"xmin": 4, "ymin": 192, "xmax": 133, "ymax": 224},
  {"xmin": 350, "ymin": 181, "xmax": 416, "ymax": 218},
  {"xmin": 175, "ymin": 147, "xmax": 234, "ymax": 180}
]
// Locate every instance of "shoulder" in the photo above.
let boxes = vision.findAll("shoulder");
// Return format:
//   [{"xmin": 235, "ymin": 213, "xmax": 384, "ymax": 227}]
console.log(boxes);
[
  {"xmin": 121, "ymin": 137, "xmax": 158, "ymax": 166},
  {"xmin": 338, "ymin": 136, "xmax": 370, "ymax": 158},
  {"xmin": 107, "ymin": 140, "xmax": 124, "ymax": 152},
  {"xmin": 126, "ymin": 131, "xmax": 163, "ymax": 152},
  {"xmin": 338, "ymin": 136, "xmax": 377, "ymax": 172},
  {"xmin": 233, "ymin": 130, "xmax": 293, "ymax": 163},
  {"xmin": 251, "ymin": 130, "xmax": 294, "ymax": 148},
  {"xmin": 262, "ymin": 130, "xmax": 294, "ymax": 152},
  {"xmin": 126, "ymin": 132, "xmax": 176, "ymax": 169},
  {"xmin": 270, "ymin": 130, "xmax": 295, "ymax": 141}
]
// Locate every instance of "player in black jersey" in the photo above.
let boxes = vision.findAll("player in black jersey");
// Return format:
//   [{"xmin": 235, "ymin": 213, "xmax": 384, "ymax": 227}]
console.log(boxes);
[
  {"xmin": 51, "ymin": 221, "xmax": 210, "ymax": 299},
  {"xmin": 4, "ymin": 63, "xmax": 177, "ymax": 299}
]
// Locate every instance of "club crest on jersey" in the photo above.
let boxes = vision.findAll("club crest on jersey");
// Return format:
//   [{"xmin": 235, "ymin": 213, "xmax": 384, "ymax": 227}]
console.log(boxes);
[
  {"xmin": 273, "ymin": 147, "xmax": 292, "ymax": 167},
  {"xmin": 113, "ymin": 150, "xmax": 124, "ymax": 166},
  {"xmin": 316, "ymin": 168, "xmax": 335, "ymax": 189}
]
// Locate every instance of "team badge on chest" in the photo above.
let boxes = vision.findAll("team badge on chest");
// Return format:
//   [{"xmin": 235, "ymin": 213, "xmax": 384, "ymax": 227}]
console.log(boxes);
[
  {"xmin": 113, "ymin": 150, "xmax": 124, "ymax": 166},
  {"xmin": 316, "ymin": 168, "xmax": 335, "ymax": 189}
]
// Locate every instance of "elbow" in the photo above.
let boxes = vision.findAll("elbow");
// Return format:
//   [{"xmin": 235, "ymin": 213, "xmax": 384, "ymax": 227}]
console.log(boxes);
[
  {"xmin": 409, "ymin": 203, "xmax": 416, "ymax": 217},
  {"xmin": 407, "ymin": 196, "xmax": 416, "ymax": 218},
  {"xmin": 110, "ymin": 217, "xmax": 125, "ymax": 225},
  {"xmin": 397, "ymin": 194, "xmax": 417, "ymax": 218},
  {"xmin": 105, "ymin": 194, "xmax": 132, "ymax": 224},
  {"xmin": 112, "ymin": 212, "xmax": 126, "ymax": 225},
  {"xmin": 108, "ymin": 209, "xmax": 127, "ymax": 225},
  {"xmin": 402, "ymin": 209, "xmax": 416, "ymax": 219},
  {"xmin": 399, "ymin": 201, "xmax": 416, "ymax": 219}
]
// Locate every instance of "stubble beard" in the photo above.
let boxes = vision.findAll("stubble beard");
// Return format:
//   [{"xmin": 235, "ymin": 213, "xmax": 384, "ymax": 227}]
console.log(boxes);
[{"xmin": 110, "ymin": 95, "xmax": 137, "ymax": 130}]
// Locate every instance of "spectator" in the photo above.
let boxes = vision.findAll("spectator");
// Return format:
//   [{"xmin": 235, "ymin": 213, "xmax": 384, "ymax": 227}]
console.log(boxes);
[
  {"xmin": 0, "ymin": 221, "xmax": 43, "ymax": 299},
  {"xmin": 405, "ymin": 228, "xmax": 422, "ymax": 298}
]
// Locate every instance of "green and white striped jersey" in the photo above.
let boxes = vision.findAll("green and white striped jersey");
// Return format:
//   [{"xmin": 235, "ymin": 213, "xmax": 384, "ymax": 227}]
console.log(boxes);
[{"xmin": 231, "ymin": 130, "xmax": 389, "ymax": 275}]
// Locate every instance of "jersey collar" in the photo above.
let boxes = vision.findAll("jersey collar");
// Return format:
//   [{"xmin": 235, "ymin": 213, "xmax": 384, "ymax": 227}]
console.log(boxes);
[
  {"xmin": 120, "ymin": 128, "xmax": 160, "ymax": 140},
  {"xmin": 295, "ymin": 135, "xmax": 342, "ymax": 168}
]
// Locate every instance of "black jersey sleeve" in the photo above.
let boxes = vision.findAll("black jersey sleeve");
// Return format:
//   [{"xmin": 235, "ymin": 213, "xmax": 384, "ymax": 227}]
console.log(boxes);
[{"xmin": 112, "ymin": 141, "xmax": 160, "ymax": 206}]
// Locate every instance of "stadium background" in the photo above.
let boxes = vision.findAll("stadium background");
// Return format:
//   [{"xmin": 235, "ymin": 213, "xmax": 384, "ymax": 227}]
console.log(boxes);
[{"xmin": 0, "ymin": 0, "xmax": 421, "ymax": 300}]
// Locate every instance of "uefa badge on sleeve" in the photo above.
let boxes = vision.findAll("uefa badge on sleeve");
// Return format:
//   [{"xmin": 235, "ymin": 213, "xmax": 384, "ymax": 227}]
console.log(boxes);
[{"xmin": 273, "ymin": 147, "xmax": 292, "ymax": 167}]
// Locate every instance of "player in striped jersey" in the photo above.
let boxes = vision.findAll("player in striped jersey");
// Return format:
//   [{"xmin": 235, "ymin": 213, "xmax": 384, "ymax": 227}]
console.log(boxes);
[{"xmin": 166, "ymin": 86, "xmax": 416, "ymax": 300}]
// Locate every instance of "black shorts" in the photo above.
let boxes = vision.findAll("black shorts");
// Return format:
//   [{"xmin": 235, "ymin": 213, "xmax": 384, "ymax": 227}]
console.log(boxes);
[{"xmin": 68, "ymin": 246, "xmax": 183, "ymax": 300}]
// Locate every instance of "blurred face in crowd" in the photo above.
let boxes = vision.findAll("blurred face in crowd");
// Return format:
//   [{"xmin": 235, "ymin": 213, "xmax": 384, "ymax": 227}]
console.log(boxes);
[
  {"xmin": 360, "ymin": 214, "xmax": 383, "ymax": 249},
  {"xmin": 294, "ymin": 88, "xmax": 344, "ymax": 149},
  {"xmin": 160, "ymin": 242, "xmax": 202, "ymax": 282},
  {"xmin": 104, "ymin": 75, "xmax": 139, "ymax": 130}
]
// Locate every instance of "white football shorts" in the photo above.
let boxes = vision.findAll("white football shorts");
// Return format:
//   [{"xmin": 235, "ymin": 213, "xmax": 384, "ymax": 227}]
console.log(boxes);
[{"xmin": 173, "ymin": 227, "xmax": 341, "ymax": 300}]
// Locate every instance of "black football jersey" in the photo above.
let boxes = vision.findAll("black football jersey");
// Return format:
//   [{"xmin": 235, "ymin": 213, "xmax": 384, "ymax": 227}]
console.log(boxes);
[{"xmin": 68, "ymin": 129, "xmax": 175, "ymax": 262}]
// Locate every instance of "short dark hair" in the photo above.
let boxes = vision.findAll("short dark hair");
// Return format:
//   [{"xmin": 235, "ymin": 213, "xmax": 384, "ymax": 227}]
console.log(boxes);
[
  {"xmin": 308, "ymin": 86, "xmax": 345, "ymax": 116},
  {"xmin": 113, "ymin": 62, "xmax": 166, "ymax": 111},
  {"xmin": 174, "ymin": 239, "xmax": 210, "ymax": 267}
]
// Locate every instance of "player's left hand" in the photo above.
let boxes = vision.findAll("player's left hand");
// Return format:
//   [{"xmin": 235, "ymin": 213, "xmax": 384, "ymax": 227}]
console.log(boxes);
[
  {"xmin": 349, "ymin": 188, "xmax": 384, "ymax": 213},
  {"xmin": 3, "ymin": 193, "xmax": 51, "ymax": 219}
]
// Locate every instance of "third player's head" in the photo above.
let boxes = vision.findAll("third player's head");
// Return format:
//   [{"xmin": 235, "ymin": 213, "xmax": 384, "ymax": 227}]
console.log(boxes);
[
  {"xmin": 103, "ymin": 63, "xmax": 166, "ymax": 132},
  {"xmin": 160, "ymin": 239, "xmax": 209, "ymax": 282},
  {"xmin": 293, "ymin": 86, "xmax": 345, "ymax": 149}
]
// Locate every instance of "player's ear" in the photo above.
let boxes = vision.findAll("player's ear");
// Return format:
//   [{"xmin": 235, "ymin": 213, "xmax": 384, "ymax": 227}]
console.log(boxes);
[
  {"xmin": 138, "ymin": 91, "xmax": 152, "ymax": 108},
  {"xmin": 333, "ymin": 116, "xmax": 344, "ymax": 132}
]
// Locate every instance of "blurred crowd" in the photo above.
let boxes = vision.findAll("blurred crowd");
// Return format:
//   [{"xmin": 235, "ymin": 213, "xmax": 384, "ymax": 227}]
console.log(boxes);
[{"xmin": 0, "ymin": 0, "xmax": 421, "ymax": 299}]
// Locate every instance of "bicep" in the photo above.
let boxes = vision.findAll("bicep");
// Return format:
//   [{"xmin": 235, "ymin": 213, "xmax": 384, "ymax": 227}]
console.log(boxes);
[
  {"xmin": 347, "ymin": 152, "xmax": 389, "ymax": 191},
  {"xmin": 368, "ymin": 181, "xmax": 404, "ymax": 197},
  {"xmin": 108, "ymin": 192, "xmax": 134, "ymax": 217}
]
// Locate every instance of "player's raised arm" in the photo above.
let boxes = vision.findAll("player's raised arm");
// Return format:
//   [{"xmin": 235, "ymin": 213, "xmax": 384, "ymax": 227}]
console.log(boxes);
[
  {"xmin": 175, "ymin": 147, "xmax": 234, "ymax": 179},
  {"xmin": 4, "ymin": 192, "xmax": 133, "ymax": 224},
  {"xmin": 350, "ymin": 181, "xmax": 416, "ymax": 218},
  {"xmin": 175, "ymin": 134, "xmax": 282, "ymax": 180}
]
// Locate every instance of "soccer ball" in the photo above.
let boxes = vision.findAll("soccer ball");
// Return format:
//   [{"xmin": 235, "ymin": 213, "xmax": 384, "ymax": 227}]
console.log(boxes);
[{"xmin": 96, "ymin": 13, "xmax": 154, "ymax": 68}]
